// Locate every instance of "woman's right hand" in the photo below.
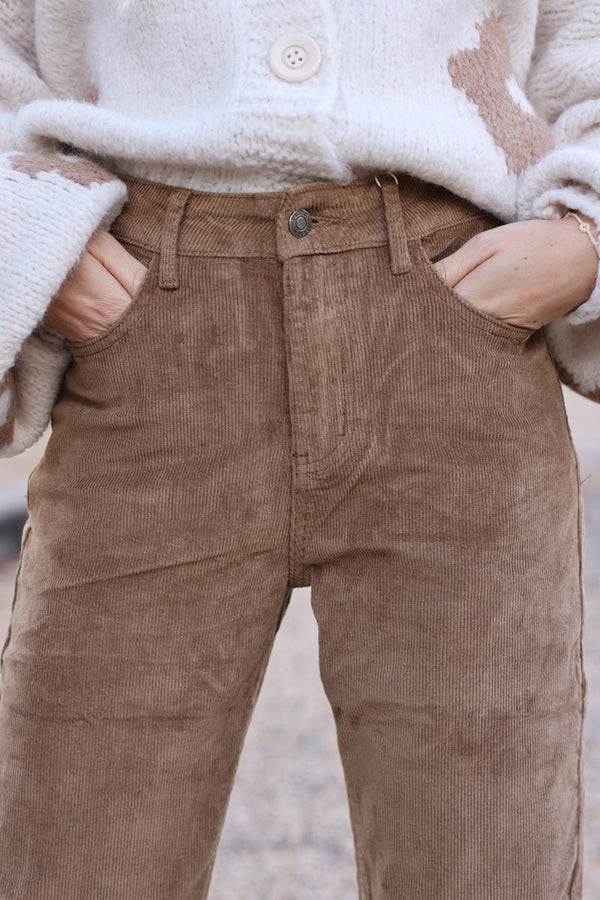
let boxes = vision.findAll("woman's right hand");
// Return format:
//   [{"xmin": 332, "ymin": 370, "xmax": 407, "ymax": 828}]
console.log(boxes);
[{"xmin": 43, "ymin": 228, "xmax": 149, "ymax": 342}]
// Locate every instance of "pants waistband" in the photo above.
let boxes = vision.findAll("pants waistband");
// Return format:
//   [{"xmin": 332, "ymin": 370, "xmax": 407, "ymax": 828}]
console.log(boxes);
[{"xmin": 110, "ymin": 170, "xmax": 487, "ymax": 290}]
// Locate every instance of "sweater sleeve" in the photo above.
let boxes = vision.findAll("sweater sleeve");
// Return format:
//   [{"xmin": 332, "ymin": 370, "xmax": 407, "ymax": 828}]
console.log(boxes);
[
  {"xmin": 518, "ymin": 0, "xmax": 600, "ymax": 401},
  {"xmin": 0, "ymin": 0, "xmax": 128, "ymax": 457}
]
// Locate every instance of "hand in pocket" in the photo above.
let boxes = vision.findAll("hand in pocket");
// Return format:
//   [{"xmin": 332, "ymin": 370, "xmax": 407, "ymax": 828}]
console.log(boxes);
[
  {"xmin": 433, "ymin": 216, "xmax": 599, "ymax": 330},
  {"xmin": 43, "ymin": 229, "xmax": 149, "ymax": 342}
]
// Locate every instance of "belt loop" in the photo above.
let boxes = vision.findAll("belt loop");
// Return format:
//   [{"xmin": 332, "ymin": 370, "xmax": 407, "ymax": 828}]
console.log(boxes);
[
  {"xmin": 375, "ymin": 173, "xmax": 412, "ymax": 275},
  {"xmin": 158, "ymin": 188, "xmax": 192, "ymax": 290}
]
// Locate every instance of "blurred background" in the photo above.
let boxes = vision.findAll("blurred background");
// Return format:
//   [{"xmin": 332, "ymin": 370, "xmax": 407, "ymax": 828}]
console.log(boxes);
[{"xmin": 1, "ymin": 385, "xmax": 599, "ymax": 898}]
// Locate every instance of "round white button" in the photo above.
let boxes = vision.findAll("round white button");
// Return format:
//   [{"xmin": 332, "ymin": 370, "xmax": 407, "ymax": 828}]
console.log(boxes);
[{"xmin": 268, "ymin": 33, "xmax": 322, "ymax": 83}]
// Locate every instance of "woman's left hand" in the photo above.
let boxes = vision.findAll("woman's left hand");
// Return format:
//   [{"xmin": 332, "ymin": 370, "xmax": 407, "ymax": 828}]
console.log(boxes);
[{"xmin": 434, "ymin": 214, "xmax": 600, "ymax": 329}]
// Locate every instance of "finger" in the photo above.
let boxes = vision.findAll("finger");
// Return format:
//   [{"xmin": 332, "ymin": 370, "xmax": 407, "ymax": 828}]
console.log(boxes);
[
  {"xmin": 451, "ymin": 257, "xmax": 540, "ymax": 327},
  {"xmin": 434, "ymin": 233, "xmax": 495, "ymax": 288},
  {"xmin": 55, "ymin": 251, "xmax": 133, "ymax": 331},
  {"xmin": 58, "ymin": 249, "xmax": 130, "ymax": 304},
  {"xmin": 85, "ymin": 229, "xmax": 148, "ymax": 297}
]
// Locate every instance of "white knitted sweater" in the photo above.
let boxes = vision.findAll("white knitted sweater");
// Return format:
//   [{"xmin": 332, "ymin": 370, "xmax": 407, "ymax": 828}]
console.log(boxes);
[{"xmin": 2, "ymin": 0, "xmax": 600, "ymax": 456}]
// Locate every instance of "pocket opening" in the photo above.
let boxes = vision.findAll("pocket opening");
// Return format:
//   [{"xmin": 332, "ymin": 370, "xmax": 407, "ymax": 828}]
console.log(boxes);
[
  {"xmin": 67, "ymin": 251, "xmax": 157, "ymax": 358},
  {"xmin": 415, "ymin": 224, "xmax": 538, "ymax": 344}
]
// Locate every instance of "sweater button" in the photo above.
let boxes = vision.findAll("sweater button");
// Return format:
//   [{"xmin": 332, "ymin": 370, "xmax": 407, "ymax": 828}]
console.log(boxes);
[
  {"xmin": 289, "ymin": 209, "xmax": 313, "ymax": 238},
  {"xmin": 268, "ymin": 33, "xmax": 322, "ymax": 82}
]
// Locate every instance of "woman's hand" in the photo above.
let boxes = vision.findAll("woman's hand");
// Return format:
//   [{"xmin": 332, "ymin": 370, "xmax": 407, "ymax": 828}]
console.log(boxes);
[
  {"xmin": 43, "ymin": 229, "xmax": 148, "ymax": 342},
  {"xmin": 434, "ymin": 214, "xmax": 600, "ymax": 329}
]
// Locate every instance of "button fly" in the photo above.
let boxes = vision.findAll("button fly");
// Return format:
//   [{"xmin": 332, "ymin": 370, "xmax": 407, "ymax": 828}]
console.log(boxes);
[
  {"xmin": 289, "ymin": 209, "xmax": 313, "ymax": 238},
  {"xmin": 268, "ymin": 33, "xmax": 322, "ymax": 82}
]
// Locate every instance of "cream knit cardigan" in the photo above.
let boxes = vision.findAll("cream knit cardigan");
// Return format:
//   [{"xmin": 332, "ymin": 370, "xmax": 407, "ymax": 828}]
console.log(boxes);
[{"xmin": 2, "ymin": 0, "xmax": 600, "ymax": 456}]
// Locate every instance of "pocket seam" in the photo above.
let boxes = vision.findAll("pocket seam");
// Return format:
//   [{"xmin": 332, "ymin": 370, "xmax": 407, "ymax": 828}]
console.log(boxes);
[
  {"xmin": 68, "ymin": 253, "xmax": 157, "ymax": 358},
  {"xmin": 414, "ymin": 236, "xmax": 537, "ymax": 344},
  {"xmin": 420, "ymin": 213, "xmax": 493, "ymax": 246}
]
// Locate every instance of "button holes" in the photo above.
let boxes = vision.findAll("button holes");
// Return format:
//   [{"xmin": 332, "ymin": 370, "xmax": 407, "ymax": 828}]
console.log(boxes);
[{"xmin": 285, "ymin": 47, "xmax": 305, "ymax": 66}]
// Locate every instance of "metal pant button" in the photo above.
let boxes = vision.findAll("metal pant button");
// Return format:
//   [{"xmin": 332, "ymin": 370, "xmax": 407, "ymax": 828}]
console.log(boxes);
[{"xmin": 289, "ymin": 209, "xmax": 312, "ymax": 238}]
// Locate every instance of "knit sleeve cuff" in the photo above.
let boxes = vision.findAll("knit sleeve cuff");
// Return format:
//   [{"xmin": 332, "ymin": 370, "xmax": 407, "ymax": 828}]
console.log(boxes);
[
  {"xmin": 0, "ymin": 148, "xmax": 128, "ymax": 454},
  {"xmin": 0, "ymin": 326, "xmax": 72, "ymax": 457},
  {"xmin": 516, "ymin": 145, "xmax": 600, "ymax": 225}
]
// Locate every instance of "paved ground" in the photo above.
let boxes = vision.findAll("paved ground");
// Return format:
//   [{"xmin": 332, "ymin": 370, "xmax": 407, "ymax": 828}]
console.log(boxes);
[{"xmin": 1, "ymin": 386, "xmax": 600, "ymax": 898}]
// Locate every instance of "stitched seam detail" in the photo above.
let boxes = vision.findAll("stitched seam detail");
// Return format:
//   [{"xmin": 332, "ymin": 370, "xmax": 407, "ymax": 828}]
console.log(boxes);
[
  {"xmin": 413, "ymin": 237, "xmax": 536, "ymax": 343},
  {"xmin": 419, "ymin": 213, "xmax": 496, "ymax": 243},
  {"xmin": 109, "ymin": 233, "xmax": 391, "ymax": 260}
]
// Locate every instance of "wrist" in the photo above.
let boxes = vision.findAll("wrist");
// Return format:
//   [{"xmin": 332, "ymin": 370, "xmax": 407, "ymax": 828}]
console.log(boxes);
[{"xmin": 562, "ymin": 210, "xmax": 600, "ymax": 257}]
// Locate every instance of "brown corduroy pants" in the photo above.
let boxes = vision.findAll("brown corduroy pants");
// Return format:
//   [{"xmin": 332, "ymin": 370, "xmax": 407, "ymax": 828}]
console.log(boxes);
[{"xmin": 0, "ymin": 171, "xmax": 586, "ymax": 899}]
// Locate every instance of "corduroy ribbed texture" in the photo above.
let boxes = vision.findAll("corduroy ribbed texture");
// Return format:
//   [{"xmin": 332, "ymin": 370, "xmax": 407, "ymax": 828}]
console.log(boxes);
[{"xmin": 0, "ymin": 171, "xmax": 586, "ymax": 898}]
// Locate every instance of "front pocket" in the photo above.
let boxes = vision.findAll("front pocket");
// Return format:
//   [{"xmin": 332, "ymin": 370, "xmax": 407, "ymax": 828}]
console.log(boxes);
[
  {"xmin": 67, "ymin": 250, "xmax": 157, "ymax": 359},
  {"xmin": 416, "ymin": 218, "xmax": 538, "ymax": 344}
]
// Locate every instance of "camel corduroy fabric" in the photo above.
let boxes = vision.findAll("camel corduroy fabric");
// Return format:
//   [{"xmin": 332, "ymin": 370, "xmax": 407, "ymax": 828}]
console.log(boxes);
[{"xmin": 0, "ymin": 171, "xmax": 586, "ymax": 899}]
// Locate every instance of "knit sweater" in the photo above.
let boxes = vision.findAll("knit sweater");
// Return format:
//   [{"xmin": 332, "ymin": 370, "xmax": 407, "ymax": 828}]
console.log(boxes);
[{"xmin": 2, "ymin": 0, "xmax": 600, "ymax": 456}]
